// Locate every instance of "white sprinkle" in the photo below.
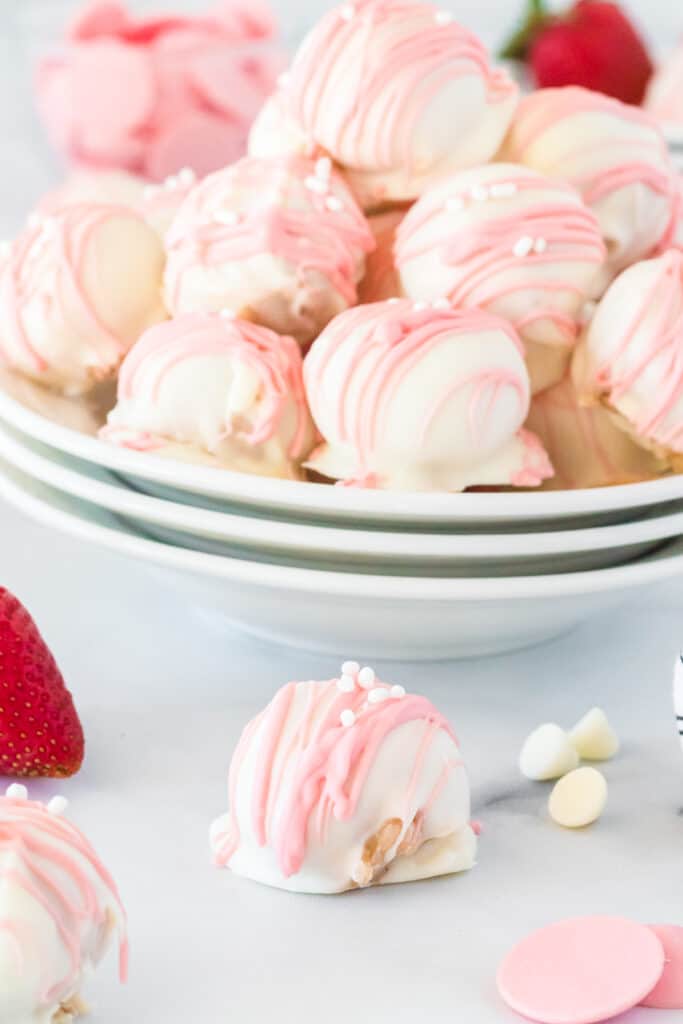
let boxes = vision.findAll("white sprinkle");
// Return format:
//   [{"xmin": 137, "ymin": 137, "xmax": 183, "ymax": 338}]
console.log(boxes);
[
  {"xmin": 338, "ymin": 673, "xmax": 356, "ymax": 693},
  {"xmin": 339, "ymin": 4, "xmax": 355, "ymax": 21},
  {"xmin": 340, "ymin": 709, "xmax": 356, "ymax": 727},
  {"xmin": 435, "ymin": 10, "xmax": 453, "ymax": 24},
  {"xmin": 470, "ymin": 185, "xmax": 490, "ymax": 202},
  {"xmin": 341, "ymin": 660, "xmax": 360, "ymax": 676},
  {"xmin": 390, "ymin": 685, "xmax": 406, "ymax": 699},
  {"xmin": 277, "ymin": 71, "xmax": 291, "ymax": 89},
  {"xmin": 5, "ymin": 784, "xmax": 28, "ymax": 801},
  {"xmin": 446, "ymin": 196, "xmax": 465, "ymax": 213},
  {"xmin": 358, "ymin": 666, "xmax": 376, "ymax": 688},
  {"xmin": 534, "ymin": 237, "xmax": 548, "ymax": 254},
  {"xmin": 304, "ymin": 175, "xmax": 328, "ymax": 195},
  {"xmin": 387, "ymin": 297, "xmax": 401, "ymax": 305},
  {"xmin": 513, "ymin": 236, "xmax": 534, "ymax": 258},
  {"xmin": 143, "ymin": 184, "xmax": 160, "ymax": 201},
  {"xmin": 326, "ymin": 195, "xmax": 343, "ymax": 212},
  {"xmin": 178, "ymin": 167, "xmax": 196, "ymax": 187},
  {"xmin": 490, "ymin": 182, "xmax": 518, "ymax": 198},
  {"xmin": 315, "ymin": 156, "xmax": 332, "ymax": 181},
  {"xmin": 432, "ymin": 297, "xmax": 450, "ymax": 311},
  {"xmin": 368, "ymin": 687, "xmax": 389, "ymax": 704},
  {"xmin": 47, "ymin": 795, "xmax": 69, "ymax": 816},
  {"xmin": 165, "ymin": 175, "xmax": 179, "ymax": 190},
  {"xmin": 412, "ymin": 301, "xmax": 429, "ymax": 312},
  {"xmin": 219, "ymin": 308, "xmax": 237, "ymax": 319},
  {"xmin": 215, "ymin": 209, "xmax": 240, "ymax": 226}
]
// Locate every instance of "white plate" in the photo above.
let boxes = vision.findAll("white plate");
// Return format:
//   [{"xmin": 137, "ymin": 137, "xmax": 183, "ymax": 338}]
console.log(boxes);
[
  {"xmin": 1, "ymin": 369, "xmax": 683, "ymax": 528},
  {"xmin": 0, "ymin": 419, "xmax": 680, "ymax": 576},
  {"xmin": 2, "ymin": 457, "xmax": 683, "ymax": 660}
]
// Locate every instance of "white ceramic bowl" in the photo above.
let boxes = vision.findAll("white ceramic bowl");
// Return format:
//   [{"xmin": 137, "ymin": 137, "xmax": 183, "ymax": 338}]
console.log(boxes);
[
  {"xmin": 0, "ymin": 419, "xmax": 680, "ymax": 576},
  {"xmin": 2, "ymin": 456, "xmax": 683, "ymax": 660},
  {"xmin": 2, "ymin": 370, "xmax": 683, "ymax": 529}
]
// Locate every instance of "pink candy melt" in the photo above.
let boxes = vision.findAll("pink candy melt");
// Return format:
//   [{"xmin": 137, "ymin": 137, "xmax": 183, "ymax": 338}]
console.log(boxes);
[
  {"xmin": 212, "ymin": 677, "xmax": 458, "ymax": 879},
  {"xmin": 641, "ymin": 925, "xmax": 683, "ymax": 1009},
  {"xmin": 0, "ymin": 795, "xmax": 127, "ymax": 1006},
  {"xmin": 115, "ymin": 314, "xmax": 310, "ymax": 458},
  {"xmin": 287, "ymin": 0, "xmax": 516, "ymax": 172},
  {"xmin": 497, "ymin": 916, "xmax": 665, "ymax": 1024}
]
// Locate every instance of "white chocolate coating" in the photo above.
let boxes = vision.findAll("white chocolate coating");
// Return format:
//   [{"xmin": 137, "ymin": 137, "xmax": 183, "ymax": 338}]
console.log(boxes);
[
  {"xmin": 304, "ymin": 300, "xmax": 552, "ymax": 491},
  {"xmin": 210, "ymin": 669, "xmax": 477, "ymax": 894},
  {"xmin": 0, "ymin": 204, "xmax": 166, "ymax": 395},
  {"xmin": 396, "ymin": 164, "xmax": 606, "ymax": 393},
  {"xmin": 502, "ymin": 87, "xmax": 678, "ymax": 279},
  {"xmin": 103, "ymin": 313, "xmax": 315, "ymax": 479},
  {"xmin": 164, "ymin": 154, "xmax": 374, "ymax": 346},
  {"xmin": 572, "ymin": 249, "xmax": 683, "ymax": 462},
  {"xmin": 0, "ymin": 790, "xmax": 126, "ymax": 1024},
  {"xmin": 247, "ymin": 90, "xmax": 313, "ymax": 161}
]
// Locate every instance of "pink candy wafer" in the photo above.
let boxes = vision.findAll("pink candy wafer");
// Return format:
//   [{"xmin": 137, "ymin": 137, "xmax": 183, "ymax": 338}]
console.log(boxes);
[{"xmin": 497, "ymin": 916, "xmax": 665, "ymax": 1024}]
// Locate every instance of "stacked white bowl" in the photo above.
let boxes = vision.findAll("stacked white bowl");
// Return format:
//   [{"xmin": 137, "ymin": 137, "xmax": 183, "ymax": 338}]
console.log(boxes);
[{"xmin": 0, "ymin": 368, "xmax": 682, "ymax": 660}]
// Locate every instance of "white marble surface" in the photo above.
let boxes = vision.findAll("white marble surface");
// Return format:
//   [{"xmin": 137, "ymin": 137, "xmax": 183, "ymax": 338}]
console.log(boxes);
[{"xmin": 1, "ymin": 495, "xmax": 683, "ymax": 1024}]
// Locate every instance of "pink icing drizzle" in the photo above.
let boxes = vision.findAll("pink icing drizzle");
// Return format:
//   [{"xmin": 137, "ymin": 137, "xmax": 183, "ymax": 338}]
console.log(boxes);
[
  {"xmin": 213, "ymin": 677, "xmax": 460, "ymax": 879},
  {"xmin": 165, "ymin": 154, "xmax": 374, "ymax": 308},
  {"xmin": 396, "ymin": 171, "xmax": 605, "ymax": 343},
  {"xmin": 0, "ymin": 204, "xmax": 144, "ymax": 377},
  {"xmin": 303, "ymin": 300, "xmax": 529, "ymax": 478},
  {"xmin": 287, "ymin": 0, "xmax": 516, "ymax": 173},
  {"xmin": 509, "ymin": 87, "xmax": 674, "ymax": 211},
  {"xmin": 0, "ymin": 795, "xmax": 127, "ymax": 1006},
  {"xmin": 594, "ymin": 250, "xmax": 683, "ymax": 450},
  {"xmin": 111, "ymin": 313, "xmax": 310, "ymax": 457}
]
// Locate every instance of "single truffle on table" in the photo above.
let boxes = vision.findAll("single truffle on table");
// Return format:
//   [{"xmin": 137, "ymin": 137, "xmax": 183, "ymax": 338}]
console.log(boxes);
[
  {"xmin": 525, "ymin": 374, "xmax": 664, "ymax": 490},
  {"xmin": 0, "ymin": 203, "xmax": 166, "ymax": 396},
  {"xmin": 0, "ymin": 785, "xmax": 127, "ymax": 1024},
  {"xmin": 102, "ymin": 313, "xmax": 315, "ymax": 478},
  {"xmin": 210, "ymin": 663, "xmax": 477, "ymax": 894},
  {"xmin": 163, "ymin": 154, "xmax": 374, "ymax": 346},
  {"xmin": 572, "ymin": 249, "xmax": 683, "ymax": 471},
  {"xmin": 303, "ymin": 299, "xmax": 553, "ymax": 491},
  {"xmin": 395, "ymin": 164, "xmax": 606, "ymax": 394},
  {"xmin": 282, "ymin": 0, "xmax": 519, "ymax": 211},
  {"xmin": 501, "ymin": 86, "xmax": 678, "ymax": 280}
]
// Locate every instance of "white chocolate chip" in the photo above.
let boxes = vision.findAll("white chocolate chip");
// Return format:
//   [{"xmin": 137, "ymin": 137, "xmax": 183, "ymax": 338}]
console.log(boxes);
[
  {"xmin": 368, "ymin": 687, "xmax": 389, "ymax": 704},
  {"xmin": 569, "ymin": 708, "xmax": 619, "ymax": 761},
  {"xmin": 513, "ymin": 236, "xmax": 534, "ymax": 258},
  {"xmin": 390, "ymin": 685, "xmax": 406, "ymax": 699},
  {"xmin": 338, "ymin": 674, "xmax": 356, "ymax": 693},
  {"xmin": 5, "ymin": 784, "xmax": 28, "ymax": 801},
  {"xmin": 519, "ymin": 723, "xmax": 580, "ymax": 781},
  {"xmin": 548, "ymin": 767, "xmax": 608, "ymax": 829},
  {"xmin": 47, "ymin": 795, "xmax": 69, "ymax": 816},
  {"xmin": 340, "ymin": 709, "xmax": 356, "ymax": 728},
  {"xmin": 342, "ymin": 660, "xmax": 360, "ymax": 676},
  {"xmin": 358, "ymin": 666, "xmax": 376, "ymax": 688}
]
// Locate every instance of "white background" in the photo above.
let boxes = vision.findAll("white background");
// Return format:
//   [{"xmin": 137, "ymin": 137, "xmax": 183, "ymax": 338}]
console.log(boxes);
[{"xmin": 1, "ymin": 2, "xmax": 683, "ymax": 1022}]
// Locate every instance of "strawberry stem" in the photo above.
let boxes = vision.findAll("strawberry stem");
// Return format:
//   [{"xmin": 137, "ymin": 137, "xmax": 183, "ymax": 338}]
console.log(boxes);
[{"xmin": 499, "ymin": 0, "xmax": 549, "ymax": 61}]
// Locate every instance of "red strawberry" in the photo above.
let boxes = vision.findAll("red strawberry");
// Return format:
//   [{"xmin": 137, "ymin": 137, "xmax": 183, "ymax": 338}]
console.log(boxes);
[
  {"xmin": 0, "ymin": 588, "xmax": 84, "ymax": 778},
  {"xmin": 501, "ymin": 1, "xmax": 654, "ymax": 106}
]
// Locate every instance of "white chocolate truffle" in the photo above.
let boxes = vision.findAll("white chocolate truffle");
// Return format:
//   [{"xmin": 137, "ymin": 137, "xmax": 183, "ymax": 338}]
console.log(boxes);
[
  {"xmin": 519, "ymin": 723, "xmax": 580, "ymax": 782},
  {"xmin": 502, "ymin": 86, "xmax": 678, "ymax": 278},
  {"xmin": 358, "ymin": 207, "xmax": 407, "ymax": 304},
  {"xmin": 210, "ymin": 665, "xmax": 477, "ymax": 893},
  {"xmin": 164, "ymin": 154, "xmax": 374, "ymax": 346},
  {"xmin": 572, "ymin": 249, "xmax": 683, "ymax": 466},
  {"xmin": 526, "ymin": 374, "xmax": 664, "ymax": 490},
  {"xmin": 0, "ymin": 787, "xmax": 127, "ymax": 1024},
  {"xmin": 395, "ymin": 164, "xmax": 606, "ymax": 393},
  {"xmin": 285, "ymin": 0, "xmax": 519, "ymax": 210},
  {"xmin": 0, "ymin": 204, "xmax": 166, "ymax": 396},
  {"xmin": 303, "ymin": 300, "xmax": 553, "ymax": 491},
  {"xmin": 569, "ymin": 708, "xmax": 620, "ymax": 762},
  {"xmin": 102, "ymin": 313, "xmax": 315, "ymax": 478},
  {"xmin": 548, "ymin": 767, "xmax": 608, "ymax": 829}
]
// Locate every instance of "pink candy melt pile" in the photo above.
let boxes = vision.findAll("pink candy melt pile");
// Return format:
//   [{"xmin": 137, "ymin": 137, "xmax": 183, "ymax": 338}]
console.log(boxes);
[{"xmin": 36, "ymin": 0, "xmax": 285, "ymax": 181}]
